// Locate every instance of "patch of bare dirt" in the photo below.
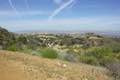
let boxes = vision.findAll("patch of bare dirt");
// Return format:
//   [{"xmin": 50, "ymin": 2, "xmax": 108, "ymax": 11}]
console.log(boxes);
[{"xmin": 0, "ymin": 50, "xmax": 112, "ymax": 80}]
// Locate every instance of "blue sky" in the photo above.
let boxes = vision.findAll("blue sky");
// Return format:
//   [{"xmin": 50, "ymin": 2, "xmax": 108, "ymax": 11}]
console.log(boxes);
[{"xmin": 0, "ymin": 0, "xmax": 120, "ymax": 31}]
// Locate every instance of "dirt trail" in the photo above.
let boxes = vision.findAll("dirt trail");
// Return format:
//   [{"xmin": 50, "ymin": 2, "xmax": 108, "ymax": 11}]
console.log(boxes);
[{"xmin": 0, "ymin": 50, "xmax": 112, "ymax": 80}]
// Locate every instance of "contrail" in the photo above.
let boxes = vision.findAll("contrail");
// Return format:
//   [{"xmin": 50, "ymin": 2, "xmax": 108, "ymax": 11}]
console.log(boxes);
[
  {"xmin": 8, "ymin": 0, "xmax": 18, "ymax": 14},
  {"xmin": 48, "ymin": 0, "xmax": 74, "ymax": 21},
  {"xmin": 8, "ymin": 0, "xmax": 29, "ymax": 14}
]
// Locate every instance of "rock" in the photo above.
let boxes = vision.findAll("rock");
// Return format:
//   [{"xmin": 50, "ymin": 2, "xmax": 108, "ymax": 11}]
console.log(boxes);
[{"xmin": 62, "ymin": 64, "xmax": 67, "ymax": 68}]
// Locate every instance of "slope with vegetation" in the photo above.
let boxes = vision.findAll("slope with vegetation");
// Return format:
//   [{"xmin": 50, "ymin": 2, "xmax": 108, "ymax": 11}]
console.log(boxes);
[
  {"xmin": 0, "ymin": 50, "xmax": 112, "ymax": 80},
  {"xmin": 0, "ymin": 27, "xmax": 120, "ymax": 80}
]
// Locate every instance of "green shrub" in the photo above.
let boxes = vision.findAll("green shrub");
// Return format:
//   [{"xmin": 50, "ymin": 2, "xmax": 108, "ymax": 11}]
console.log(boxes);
[
  {"xmin": 40, "ymin": 48, "xmax": 58, "ymax": 59},
  {"xmin": 79, "ymin": 55, "xmax": 99, "ymax": 65},
  {"xmin": 110, "ymin": 43, "xmax": 120, "ymax": 53},
  {"xmin": 99, "ymin": 56, "xmax": 117, "ymax": 66},
  {"xmin": 79, "ymin": 47, "xmax": 115, "ymax": 66},
  {"xmin": 87, "ymin": 47, "xmax": 112, "ymax": 58},
  {"xmin": 6, "ymin": 44, "xmax": 19, "ymax": 51}
]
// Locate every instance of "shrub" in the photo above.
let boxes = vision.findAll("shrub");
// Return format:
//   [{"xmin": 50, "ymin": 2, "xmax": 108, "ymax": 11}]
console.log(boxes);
[
  {"xmin": 106, "ymin": 62, "xmax": 120, "ymax": 80},
  {"xmin": 40, "ymin": 48, "xmax": 58, "ymax": 59},
  {"xmin": 99, "ymin": 56, "xmax": 117, "ymax": 66},
  {"xmin": 79, "ymin": 55, "xmax": 99, "ymax": 65},
  {"xmin": 17, "ymin": 35, "xmax": 27, "ymax": 44},
  {"xmin": 79, "ymin": 47, "xmax": 115, "ymax": 66},
  {"xmin": 87, "ymin": 47, "xmax": 112, "ymax": 58},
  {"xmin": 6, "ymin": 44, "xmax": 19, "ymax": 51},
  {"xmin": 111, "ymin": 44, "xmax": 120, "ymax": 53},
  {"xmin": 62, "ymin": 53, "xmax": 79, "ymax": 62}
]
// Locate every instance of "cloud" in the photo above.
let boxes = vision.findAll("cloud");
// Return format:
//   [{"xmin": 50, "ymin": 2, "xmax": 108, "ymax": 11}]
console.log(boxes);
[
  {"xmin": 0, "ymin": 10, "xmax": 50, "ymax": 16},
  {"xmin": 1, "ymin": 18, "xmax": 94, "ymax": 27},
  {"xmin": 53, "ymin": 0, "xmax": 63, "ymax": 5},
  {"xmin": 1, "ymin": 16, "xmax": 120, "ymax": 31}
]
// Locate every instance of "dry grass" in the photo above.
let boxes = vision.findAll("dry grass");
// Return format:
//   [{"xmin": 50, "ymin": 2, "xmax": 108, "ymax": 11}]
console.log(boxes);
[{"xmin": 0, "ymin": 50, "xmax": 112, "ymax": 80}]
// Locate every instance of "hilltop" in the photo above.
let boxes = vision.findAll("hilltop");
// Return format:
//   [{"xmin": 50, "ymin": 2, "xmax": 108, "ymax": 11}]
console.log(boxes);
[{"xmin": 0, "ymin": 50, "xmax": 112, "ymax": 80}]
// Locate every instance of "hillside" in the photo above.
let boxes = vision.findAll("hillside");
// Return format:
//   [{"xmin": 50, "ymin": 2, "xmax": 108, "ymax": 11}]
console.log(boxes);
[
  {"xmin": 0, "ymin": 27, "xmax": 15, "ymax": 49},
  {"xmin": 0, "ymin": 50, "xmax": 112, "ymax": 80}
]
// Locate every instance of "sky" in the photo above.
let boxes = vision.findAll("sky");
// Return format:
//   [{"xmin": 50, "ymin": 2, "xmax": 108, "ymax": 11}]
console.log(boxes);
[{"xmin": 0, "ymin": 0, "xmax": 120, "ymax": 32}]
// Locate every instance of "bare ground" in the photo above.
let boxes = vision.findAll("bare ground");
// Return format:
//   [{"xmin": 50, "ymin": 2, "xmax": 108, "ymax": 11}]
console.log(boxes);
[{"xmin": 0, "ymin": 50, "xmax": 112, "ymax": 80}]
